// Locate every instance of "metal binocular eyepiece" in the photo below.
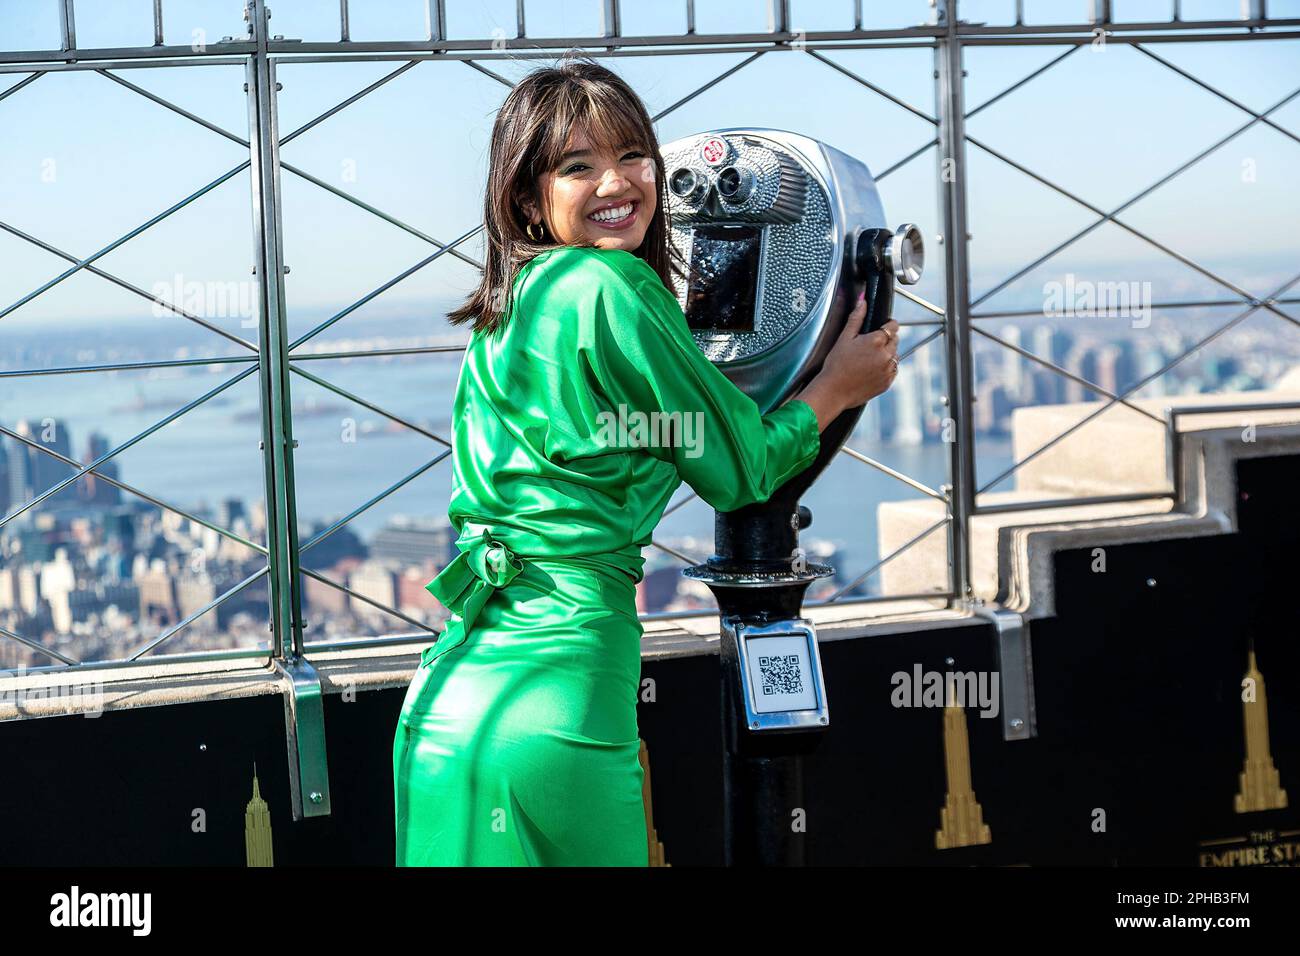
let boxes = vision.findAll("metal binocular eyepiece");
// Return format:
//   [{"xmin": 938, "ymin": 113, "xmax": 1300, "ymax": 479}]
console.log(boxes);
[
  {"xmin": 668, "ymin": 162, "xmax": 756, "ymax": 205},
  {"xmin": 851, "ymin": 223, "xmax": 925, "ymax": 337},
  {"xmin": 669, "ymin": 166, "xmax": 707, "ymax": 201},
  {"xmin": 887, "ymin": 223, "xmax": 924, "ymax": 285},
  {"xmin": 855, "ymin": 223, "xmax": 925, "ymax": 286},
  {"xmin": 714, "ymin": 164, "xmax": 755, "ymax": 203}
]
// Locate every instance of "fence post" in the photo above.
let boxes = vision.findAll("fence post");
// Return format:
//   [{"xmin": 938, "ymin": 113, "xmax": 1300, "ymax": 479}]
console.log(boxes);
[
  {"xmin": 246, "ymin": 0, "xmax": 331, "ymax": 821},
  {"xmin": 934, "ymin": 0, "xmax": 977, "ymax": 604}
]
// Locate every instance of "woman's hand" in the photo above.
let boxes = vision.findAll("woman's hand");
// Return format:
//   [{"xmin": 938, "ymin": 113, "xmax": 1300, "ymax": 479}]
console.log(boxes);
[{"xmin": 792, "ymin": 296, "xmax": 900, "ymax": 432}]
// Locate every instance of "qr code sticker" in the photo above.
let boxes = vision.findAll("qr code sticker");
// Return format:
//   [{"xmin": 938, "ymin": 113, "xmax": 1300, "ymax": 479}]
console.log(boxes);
[{"xmin": 758, "ymin": 654, "xmax": 803, "ymax": 696}]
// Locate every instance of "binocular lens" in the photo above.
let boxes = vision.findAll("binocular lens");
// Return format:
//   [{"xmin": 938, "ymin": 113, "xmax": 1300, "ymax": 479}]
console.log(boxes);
[
  {"xmin": 716, "ymin": 166, "xmax": 741, "ymax": 198},
  {"xmin": 670, "ymin": 168, "xmax": 700, "ymax": 198}
]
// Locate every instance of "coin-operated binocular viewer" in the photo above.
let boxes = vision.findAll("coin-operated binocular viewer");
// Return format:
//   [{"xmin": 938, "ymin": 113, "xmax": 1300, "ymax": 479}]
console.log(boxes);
[{"xmin": 662, "ymin": 128, "xmax": 924, "ymax": 865}]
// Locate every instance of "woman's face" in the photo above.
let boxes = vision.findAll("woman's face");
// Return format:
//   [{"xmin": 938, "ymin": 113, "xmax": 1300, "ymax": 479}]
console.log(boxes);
[{"xmin": 524, "ymin": 127, "xmax": 657, "ymax": 252}]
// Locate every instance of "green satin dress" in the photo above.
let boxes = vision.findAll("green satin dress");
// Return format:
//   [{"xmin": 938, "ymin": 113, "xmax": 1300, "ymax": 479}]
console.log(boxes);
[{"xmin": 392, "ymin": 244, "xmax": 821, "ymax": 866}]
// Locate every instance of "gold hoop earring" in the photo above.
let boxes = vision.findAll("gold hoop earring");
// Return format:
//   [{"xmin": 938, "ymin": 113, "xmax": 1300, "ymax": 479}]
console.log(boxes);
[{"xmin": 526, "ymin": 221, "xmax": 545, "ymax": 242}]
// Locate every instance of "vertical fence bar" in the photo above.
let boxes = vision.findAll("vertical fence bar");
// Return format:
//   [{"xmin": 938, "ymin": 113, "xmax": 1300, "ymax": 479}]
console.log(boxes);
[
  {"xmin": 602, "ymin": 0, "xmax": 621, "ymax": 38},
  {"xmin": 934, "ymin": 0, "xmax": 976, "ymax": 603},
  {"xmin": 686, "ymin": 0, "xmax": 696, "ymax": 34},
  {"xmin": 246, "ymin": 0, "xmax": 303, "ymax": 662},
  {"xmin": 59, "ymin": 0, "xmax": 76, "ymax": 52},
  {"xmin": 516, "ymin": 0, "xmax": 526, "ymax": 37},
  {"xmin": 426, "ymin": 0, "xmax": 446, "ymax": 42},
  {"xmin": 767, "ymin": 0, "xmax": 790, "ymax": 34},
  {"xmin": 152, "ymin": 0, "xmax": 163, "ymax": 46},
  {"xmin": 340, "ymin": 0, "xmax": 350, "ymax": 42},
  {"xmin": 247, "ymin": 0, "xmax": 330, "ymax": 820}
]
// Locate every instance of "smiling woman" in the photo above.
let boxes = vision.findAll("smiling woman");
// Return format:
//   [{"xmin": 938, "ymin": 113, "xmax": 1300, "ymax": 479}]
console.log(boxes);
[
  {"xmin": 392, "ymin": 55, "xmax": 902, "ymax": 867},
  {"xmin": 445, "ymin": 57, "xmax": 687, "ymax": 336},
  {"xmin": 392, "ymin": 57, "xmax": 829, "ymax": 867}
]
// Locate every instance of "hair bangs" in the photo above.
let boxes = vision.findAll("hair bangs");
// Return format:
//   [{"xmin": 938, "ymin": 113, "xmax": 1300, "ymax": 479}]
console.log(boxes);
[{"xmin": 539, "ymin": 85, "xmax": 652, "ymax": 174}]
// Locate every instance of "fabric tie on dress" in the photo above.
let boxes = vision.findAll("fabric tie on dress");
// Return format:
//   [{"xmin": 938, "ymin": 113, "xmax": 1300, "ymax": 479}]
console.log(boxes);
[{"xmin": 422, "ymin": 527, "xmax": 524, "ymax": 667}]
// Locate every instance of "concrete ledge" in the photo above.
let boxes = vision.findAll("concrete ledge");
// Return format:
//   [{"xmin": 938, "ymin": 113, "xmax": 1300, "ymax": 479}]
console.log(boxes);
[
  {"xmin": 877, "ymin": 491, "xmax": 1173, "ymax": 600},
  {"xmin": 1010, "ymin": 388, "xmax": 1300, "ymax": 497},
  {"xmin": 0, "ymin": 601, "xmax": 984, "ymax": 722},
  {"xmin": 878, "ymin": 386, "xmax": 1300, "ymax": 615},
  {"xmin": 0, "ymin": 656, "xmax": 283, "ymax": 722},
  {"xmin": 999, "ymin": 422, "xmax": 1300, "ymax": 619}
]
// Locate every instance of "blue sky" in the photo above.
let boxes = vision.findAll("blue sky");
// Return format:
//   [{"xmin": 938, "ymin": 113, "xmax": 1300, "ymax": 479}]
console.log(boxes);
[{"xmin": 1, "ymin": 0, "xmax": 1298, "ymax": 333}]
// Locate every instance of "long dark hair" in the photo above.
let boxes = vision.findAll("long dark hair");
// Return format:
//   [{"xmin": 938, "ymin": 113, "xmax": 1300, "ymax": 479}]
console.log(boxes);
[{"xmin": 447, "ymin": 55, "xmax": 687, "ymax": 335}]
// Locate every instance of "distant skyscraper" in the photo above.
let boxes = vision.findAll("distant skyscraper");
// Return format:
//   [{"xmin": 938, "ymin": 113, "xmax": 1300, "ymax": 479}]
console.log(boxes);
[
  {"xmin": 5, "ymin": 434, "xmax": 31, "ymax": 519},
  {"xmin": 1001, "ymin": 324, "xmax": 1025, "ymax": 404},
  {"xmin": 1136, "ymin": 342, "xmax": 1168, "ymax": 399},
  {"xmin": 1095, "ymin": 344, "xmax": 1121, "ymax": 397},
  {"xmin": 1026, "ymin": 325, "xmax": 1070, "ymax": 406},
  {"xmin": 1031, "ymin": 367, "xmax": 1062, "ymax": 406},
  {"xmin": 918, "ymin": 335, "xmax": 946, "ymax": 438},
  {"xmin": 1032, "ymin": 323, "xmax": 1072, "ymax": 369},
  {"xmin": 0, "ymin": 442, "xmax": 10, "ymax": 517},
  {"xmin": 79, "ymin": 432, "xmax": 121, "ymax": 507},
  {"xmin": 9, "ymin": 419, "xmax": 78, "ymax": 516},
  {"xmin": 220, "ymin": 498, "xmax": 246, "ymax": 527},
  {"xmin": 369, "ymin": 517, "xmax": 455, "ymax": 568},
  {"xmin": 1114, "ymin": 339, "xmax": 1138, "ymax": 396},
  {"xmin": 1063, "ymin": 343, "xmax": 1098, "ymax": 403},
  {"xmin": 892, "ymin": 358, "xmax": 925, "ymax": 445}
]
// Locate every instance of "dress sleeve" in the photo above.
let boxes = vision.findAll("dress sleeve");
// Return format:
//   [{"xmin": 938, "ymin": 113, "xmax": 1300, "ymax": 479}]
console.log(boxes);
[{"xmin": 578, "ymin": 250, "xmax": 821, "ymax": 512}]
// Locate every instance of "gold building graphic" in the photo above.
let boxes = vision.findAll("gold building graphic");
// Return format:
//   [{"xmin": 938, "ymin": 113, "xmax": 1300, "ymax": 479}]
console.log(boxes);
[
  {"xmin": 1235, "ymin": 649, "xmax": 1288, "ymax": 814},
  {"xmin": 245, "ymin": 763, "xmax": 274, "ymax": 867},
  {"xmin": 935, "ymin": 673, "xmax": 992, "ymax": 849},
  {"xmin": 639, "ymin": 738, "xmax": 670, "ymax": 867}
]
